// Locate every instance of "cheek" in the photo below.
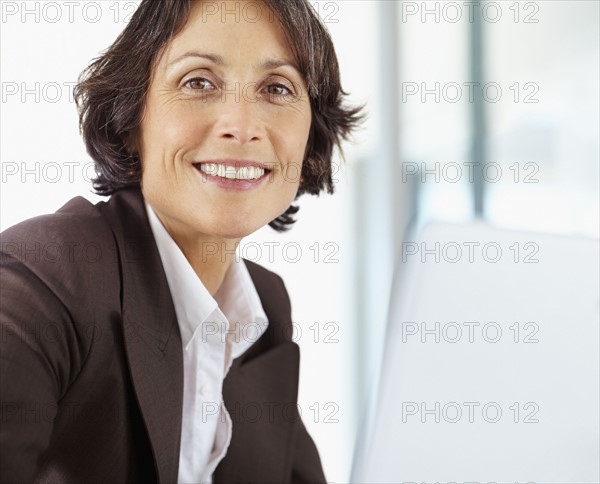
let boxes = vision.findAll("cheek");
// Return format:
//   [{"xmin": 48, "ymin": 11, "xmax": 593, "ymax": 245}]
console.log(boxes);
[
  {"xmin": 150, "ymin": 105, "xmax": 203, "ymax": 149},
  {"xmin": 272, "ymin": 108, "xmax": 312, "ymax": 171},
  {"xmin": 139, "ymin": 103, "xmax": 210, "ymax": 175}
]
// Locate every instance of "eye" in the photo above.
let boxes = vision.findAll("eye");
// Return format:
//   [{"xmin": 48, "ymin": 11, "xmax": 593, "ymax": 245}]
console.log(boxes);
[
  {"xmin": 184, "ymin": 77, "xmax": 216, "ymax": 91},
  {"xmin": 263, "ymin": 83, "xmax": 293, "ymax": 97}
]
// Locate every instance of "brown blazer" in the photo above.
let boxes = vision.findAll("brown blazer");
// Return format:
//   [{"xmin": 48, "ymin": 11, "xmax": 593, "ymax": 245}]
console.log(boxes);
[{"xmin": 0, "ymin": 187, "xmax": 326, "ymax": 484}]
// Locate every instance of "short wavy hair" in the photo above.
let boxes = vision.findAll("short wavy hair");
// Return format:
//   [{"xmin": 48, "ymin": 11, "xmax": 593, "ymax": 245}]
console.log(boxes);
[{"xmin": 74, "ymin": 0, "xmax": 364, "ymax": 231}]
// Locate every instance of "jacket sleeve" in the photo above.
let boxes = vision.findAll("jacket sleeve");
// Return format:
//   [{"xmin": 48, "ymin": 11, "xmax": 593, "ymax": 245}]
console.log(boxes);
[
  {"xmin": 291, "ymin": 416, "xmax": 327, "ymax": 483},
  {"xmin": 0, "ymin": 252, "xmax": 74, "ymax": 483}
]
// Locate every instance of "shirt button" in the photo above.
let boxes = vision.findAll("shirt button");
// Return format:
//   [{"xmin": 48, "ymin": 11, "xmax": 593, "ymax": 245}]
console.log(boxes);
[{"xmin": 200, "ymin": 384, "xmax": 209, "ymax": 396}]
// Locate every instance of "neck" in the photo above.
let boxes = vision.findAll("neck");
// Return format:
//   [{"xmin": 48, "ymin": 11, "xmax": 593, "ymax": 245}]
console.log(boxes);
[
  {"xmin": 151, "ymin": 209, "xmax": 241, "ymax": 296},
  {"xmin": 179, "ymin": 235, "xmax": 240, "ymax": 296}
]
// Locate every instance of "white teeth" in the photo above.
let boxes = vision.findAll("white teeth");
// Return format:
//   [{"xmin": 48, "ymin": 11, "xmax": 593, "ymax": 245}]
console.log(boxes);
[{"xmin": 198, "ymin": 163, "xmax": 265, "ymax": 180}]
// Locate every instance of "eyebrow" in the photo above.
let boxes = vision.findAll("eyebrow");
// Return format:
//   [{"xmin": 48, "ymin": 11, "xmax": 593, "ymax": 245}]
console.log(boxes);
[
  {"xmin": 168, "ymin": 51, "xmax": 301, "ymax": 74},
  {"xmin": 169, "ymin": 51, "xmax": 225, "ymax": 67}
]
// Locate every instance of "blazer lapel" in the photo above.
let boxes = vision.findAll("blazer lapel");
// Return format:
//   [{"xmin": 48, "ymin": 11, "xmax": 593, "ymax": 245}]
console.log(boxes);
[
  {"xmin": 214, "ymin": 342, "xmax": 300, "ymax": 484},
  {"xmin": 98, "ymin": 187, "xmax": 183, "ymax": 484},
  {"xmin": 214, "ymin": 261, "xmax": 300, "ymax": 483}
]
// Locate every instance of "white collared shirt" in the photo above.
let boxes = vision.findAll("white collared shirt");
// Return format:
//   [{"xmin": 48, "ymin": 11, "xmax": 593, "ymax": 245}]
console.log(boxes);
[{"xmin": 144, "ymin": 201, "xmax": 269, "ymax": 484}]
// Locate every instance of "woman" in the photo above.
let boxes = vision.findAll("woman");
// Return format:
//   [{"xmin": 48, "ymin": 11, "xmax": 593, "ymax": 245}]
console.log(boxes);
[{"xmin": 0, "ymin": 0, "xmax": 362, "ymax": 482}]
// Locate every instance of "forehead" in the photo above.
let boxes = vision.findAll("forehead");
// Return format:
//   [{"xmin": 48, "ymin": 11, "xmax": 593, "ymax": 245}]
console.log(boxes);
[{"xmin": 160, "ymin": 0, "xmax": 294, "ymax": 67}]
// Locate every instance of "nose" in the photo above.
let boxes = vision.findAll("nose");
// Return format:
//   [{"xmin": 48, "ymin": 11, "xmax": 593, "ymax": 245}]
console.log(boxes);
[{"xmin": 215, "ymin": 91, "xmax": 263, "ymax": 145}]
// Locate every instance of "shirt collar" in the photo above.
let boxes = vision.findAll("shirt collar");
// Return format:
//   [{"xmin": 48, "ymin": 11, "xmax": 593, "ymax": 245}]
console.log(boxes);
[
  {"xmin": 214, "ymin": 254, "xmax": 269, "ymax": 359},
  {"xmin": 144, "ymin": 200, "xmax": 268, "ymax": 355}
]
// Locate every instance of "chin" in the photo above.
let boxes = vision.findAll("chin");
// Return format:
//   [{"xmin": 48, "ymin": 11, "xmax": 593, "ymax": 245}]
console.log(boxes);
[{"xmin": 205, "ymin": 215, "xmax": 266, "ymax": 240}]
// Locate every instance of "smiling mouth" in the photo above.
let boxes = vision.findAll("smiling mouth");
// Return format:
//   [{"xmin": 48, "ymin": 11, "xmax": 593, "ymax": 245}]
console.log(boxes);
[{"xmin": 192, "ymin": 162, "xmax": 272, "ymax": 181}]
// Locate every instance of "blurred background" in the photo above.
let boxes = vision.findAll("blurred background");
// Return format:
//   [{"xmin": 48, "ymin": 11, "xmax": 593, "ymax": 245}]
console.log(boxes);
[{"xmin": 1, "ymin": 1, "xmax": 598, "ymax": 481}]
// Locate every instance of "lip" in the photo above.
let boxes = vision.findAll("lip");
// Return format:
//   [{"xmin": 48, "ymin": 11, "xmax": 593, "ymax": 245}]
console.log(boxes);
[
  {"xmin": 194, "ymin": 159, "xmax": 273, "ymax": 170},
  {"xmin": 192, "ymin": 160, "xmax": 272, "ymax": 191}
]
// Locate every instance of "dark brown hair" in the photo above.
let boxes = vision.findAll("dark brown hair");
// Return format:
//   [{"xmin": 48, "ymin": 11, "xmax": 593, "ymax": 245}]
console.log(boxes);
[{"xmin": 74, "ymin": 0, "xmax": 364, "ymax": 231}]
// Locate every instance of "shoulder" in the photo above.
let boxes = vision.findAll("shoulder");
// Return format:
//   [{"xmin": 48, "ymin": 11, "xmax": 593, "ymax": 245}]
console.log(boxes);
[
  {"xmin": 240, "ymin": 258, "xmax": 296, "ymax": 350},
  {"xmin": 1, "ymin": 195, "xmax": 112, "ymax": 250},
  {"xmin": 243, "ymin": 258, "xmax": 288, "ymax": 288},
  {"xmin": 0, "ymin": 195, "xmax": 119, "ymax": 304},
  {"xmin": 243, "ymin": 258, "xmax": 292, "ymax": 309}
]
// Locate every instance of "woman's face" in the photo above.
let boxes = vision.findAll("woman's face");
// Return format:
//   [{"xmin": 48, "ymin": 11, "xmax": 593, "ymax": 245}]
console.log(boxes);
[{"xmin": 137, "ymin": 0, "xmax": 312, "ymax": 241}]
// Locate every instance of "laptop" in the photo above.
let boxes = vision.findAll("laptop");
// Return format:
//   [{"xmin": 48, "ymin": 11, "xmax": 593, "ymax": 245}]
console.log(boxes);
[{"xmin": 352, "ymin": 221, "xmax": 600, "ymax": 484}]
